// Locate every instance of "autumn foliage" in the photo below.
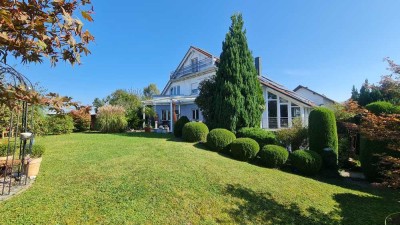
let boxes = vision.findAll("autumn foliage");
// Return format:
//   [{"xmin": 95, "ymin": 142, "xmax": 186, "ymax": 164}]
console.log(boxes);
[
  {"xmin": 0, "ymin": 0, "xmax": 94, "ymax": 65},
  {"xmin": 69, "ymin": 105, "xmax": 91, "ymax": 132}
]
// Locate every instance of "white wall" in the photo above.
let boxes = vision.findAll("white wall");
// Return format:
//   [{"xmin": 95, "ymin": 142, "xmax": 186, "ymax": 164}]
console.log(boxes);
[{"xmin": 294, "ymin": 88, "xmax": 334, "ymax": 106}]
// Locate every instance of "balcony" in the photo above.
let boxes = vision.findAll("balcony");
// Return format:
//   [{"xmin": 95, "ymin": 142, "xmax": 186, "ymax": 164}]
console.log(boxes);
[{"xmin": 171, "ymin": 58, "xmax": 215, "ymax": 79}]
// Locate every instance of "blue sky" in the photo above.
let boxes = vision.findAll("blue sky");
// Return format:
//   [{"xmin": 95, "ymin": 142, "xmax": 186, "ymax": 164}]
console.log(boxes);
[{"xmin": 10, "ymin": 0, "xmax": 400, "ymax": 105}]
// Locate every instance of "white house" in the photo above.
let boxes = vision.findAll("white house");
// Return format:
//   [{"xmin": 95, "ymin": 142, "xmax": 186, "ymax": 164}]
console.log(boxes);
[
  {"xmin": 143, "ymin": 46, "xmax": 326, "ymax": 132},
  {"xmin": 293, "ymin": 85, "xmax": 336, "ymax": 106}
]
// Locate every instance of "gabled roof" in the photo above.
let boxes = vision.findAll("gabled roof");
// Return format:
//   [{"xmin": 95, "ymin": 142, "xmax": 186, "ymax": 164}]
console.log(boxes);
[
  {"xmin": 258, "ymin": 77, "xmax": 315, "ymax": 107},
  {"xmin": 293, "ymin": 85, "xmax": 336, "ymax": 103}
]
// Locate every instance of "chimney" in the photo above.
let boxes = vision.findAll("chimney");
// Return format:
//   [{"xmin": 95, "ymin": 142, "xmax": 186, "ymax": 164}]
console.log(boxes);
[{"xmin": 255, "ymin": 57, "xmax": 262, "ymax": 76}]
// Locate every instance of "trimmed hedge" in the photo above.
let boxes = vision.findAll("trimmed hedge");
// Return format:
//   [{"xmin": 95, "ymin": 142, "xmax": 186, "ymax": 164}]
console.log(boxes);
[
  {"xmin": 173, "ymin": 116, "xmax": 190, "ymax": 138},
  {"xmin": 207, "ymin": 128, "xmax": 236, "ymax": 152},
  {"xmin": 365, "ymin": 101, "xmax": 397, "ymax": 115},
  {"xmin": 290, "ymin": 150, "xmax": 322, "ymax": 175},
  {"xmin": 258, "ymin": 145, "xmax": 289, "ymax": 168},
  {"xmin": 31, "ymin": 144, "xmax": 45, "ymax": 158},
  {"xmin": 236, "ymin": 127, "xmax": 276, "ymax": 148},
  {"xmin": 182, "ymin": 122, "xmax": 209, "ymax": 142},
  {"xmin": 308, "ymin": 107, "xmax": 338, "ymax": 166},
  {"xmin": 230, "ymin": 138, "xmax": 260, "ymax": 161}
]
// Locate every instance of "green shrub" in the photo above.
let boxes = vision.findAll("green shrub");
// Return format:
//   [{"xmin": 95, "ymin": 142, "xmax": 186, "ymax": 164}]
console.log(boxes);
[
  {"xmin": 366, "ymin": 101, "xmax": 396, "ymax": 115},
  {"xmin": 230, "ymin": 138, "xmax": 260, "ymax": 161},
  {"xmin": 236, "ymin": 127, "xmax": 276, "ymax": 148},
  {"xmin": 275, "ymin": 118, "xmax": 308, "ymax": 150},
  {"xmin": 258, "ymin": 145, "xmax": 289, "ymax": 168},
  {"xmin": 45, "ymin": 114, "xmax": 74, "ymax": 135},
  {"xmin": 96, "ymin": 105, "xmax": 128, "ymax": 133},
  {"xmin": 207, "ymin": 128, "xmax": 236, "ymax": 152},
  {"xmin": 308, "ymin": 107, "xmax": 338, "ymax": 166},
  {"xmin": 173, "ymin": 116, "xmax": 190, "ymax": 138},
  {"xmin": 182, "ymin": 122, "xmax": 209, "ymax": 142},
  {"xmin": 290, "ymin": 150, "xmax": 322, "ymax": 175},
  {"xmin": 31, "ymin": 144, "xmax": 45, "ymax": 158},
  {"xmin": 359, "ymin": 137, "xmax": 400, "ymax": 182},
  {"xmin": 0, "ymin": 143, "xmax": 7, "ymax": 156}
]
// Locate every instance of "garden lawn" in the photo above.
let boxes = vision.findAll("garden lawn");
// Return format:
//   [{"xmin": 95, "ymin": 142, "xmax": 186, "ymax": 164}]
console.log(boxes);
[{"xmin": 0, "ymin": 133, "xmax": 399, "ymax": 224}]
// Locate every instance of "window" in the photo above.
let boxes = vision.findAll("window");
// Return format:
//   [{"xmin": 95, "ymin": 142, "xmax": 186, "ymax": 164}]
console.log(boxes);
[
  {"xmin": 170, "ymin": 88, "xmax": 173, "ymax": 96},
  {"xmin": 267, "ymin": 92, "xmax": 278, "ymax": 129},
  {"xmin": 177, "ymin": 86, "xmax": 180, "ymax": 95},
  {"xmin": 191, "ymin": 83, "xmax": 199, "ymax": 95},
  {"xmin": 175, "ymin": 110, "xmax": 180, "ymax": 119},
  {"xmin": 162, "ymin": 110, "xmax": 170, "ymax": 121},
  {"xmin": 191, "ymin": 58, "xmax": 199, "ymax": 72},
  {"xmin": 192, "ymin": 109, "xmax": 199, "ymax": 120},
  {"xmin": 291, "ymin": 103, "xmax": 301, "ymax": 118}
]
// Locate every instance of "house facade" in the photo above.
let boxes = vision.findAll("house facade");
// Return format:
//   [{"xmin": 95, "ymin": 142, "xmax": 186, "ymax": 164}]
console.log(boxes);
[
  {"xmin": 293, "ymin": 85, "xmax": 336, "ymax": 106},
  {"xmin": 142, "ymin": 46, "xmax": 319, "ymax": 132}
]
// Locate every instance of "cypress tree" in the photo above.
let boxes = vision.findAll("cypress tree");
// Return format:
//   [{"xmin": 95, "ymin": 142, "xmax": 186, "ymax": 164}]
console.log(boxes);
[{"xmin": 213, "ymin": 14, "xmax": 264, "ymax": 132}]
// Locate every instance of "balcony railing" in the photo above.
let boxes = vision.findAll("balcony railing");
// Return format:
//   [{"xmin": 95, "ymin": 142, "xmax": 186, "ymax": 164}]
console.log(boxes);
[{"xmin": 171, "ymin": 58, "xmax": 214, "ymax": 79}]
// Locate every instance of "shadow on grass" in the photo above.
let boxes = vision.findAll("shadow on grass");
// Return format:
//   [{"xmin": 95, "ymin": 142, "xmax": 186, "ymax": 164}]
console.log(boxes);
[
  {"xmin": 223, "ymin": 184, "xmax": 400, "ymax": 225},
  {"xmin": 223, "ymin": 184, "xmax": 340, "ymax": 225}
]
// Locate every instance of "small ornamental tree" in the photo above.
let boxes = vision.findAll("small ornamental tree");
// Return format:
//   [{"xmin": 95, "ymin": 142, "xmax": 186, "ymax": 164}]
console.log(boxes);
[
  {"xmin": 196, "ymin": 14, "xmax": 264, "ymax": 132},
  {"xmin": 69, "ymin": 105, "xmax": 91, "ymax": 132},
  {"xmin": 308, "ymin": 107, "xmax": 338, "ymax": 166}
]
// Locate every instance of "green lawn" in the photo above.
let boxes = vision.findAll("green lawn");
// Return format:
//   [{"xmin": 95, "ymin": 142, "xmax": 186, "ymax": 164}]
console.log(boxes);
[{"xmin": 0, "ymin": 133, "xmax": 399, "ymax": 224}]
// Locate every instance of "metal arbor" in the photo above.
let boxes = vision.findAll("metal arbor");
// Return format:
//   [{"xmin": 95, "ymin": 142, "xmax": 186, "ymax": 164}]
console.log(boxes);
[{"xmin": 0, "ymin": 62, "xmax": 34, "ymax": 195}]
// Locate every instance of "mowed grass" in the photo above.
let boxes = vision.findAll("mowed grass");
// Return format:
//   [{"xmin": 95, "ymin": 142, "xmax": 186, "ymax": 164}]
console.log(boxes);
[{"xmin": 0, "ymin": 133, "xmax": 399, "ymax": 224}]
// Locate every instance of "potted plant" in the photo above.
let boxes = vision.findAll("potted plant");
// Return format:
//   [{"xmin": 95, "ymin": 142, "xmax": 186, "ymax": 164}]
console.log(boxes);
[{"xmin": 25, "ymin": 144, "xmax": 45, "ymax": 177}]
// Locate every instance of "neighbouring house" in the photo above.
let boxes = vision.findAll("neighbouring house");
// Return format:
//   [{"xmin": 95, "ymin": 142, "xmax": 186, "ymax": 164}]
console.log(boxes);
[
  {"xmin": 142, "ymin": 46, "xmax": 333, "ymax": 132},
  {"xmin": 293, "ymin": 85, "xmax": 336, "ymax": 106}
]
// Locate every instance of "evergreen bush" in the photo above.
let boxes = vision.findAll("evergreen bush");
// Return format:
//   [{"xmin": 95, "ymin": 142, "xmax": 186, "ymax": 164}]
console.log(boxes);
[
  {"xmin": 258, "ymin": 145, "xmax": 289, "ymax": 168},
  {"xmin": 365, "ymin": 101, "xmax": 396, "ymax": 115},
  {"xmin": 230, "ymin": 138, "xmax": 260, "ymax": 161},
  {"xmin": 0, "ymin": 143, "xmax": 7, "ymax": 156},
  {"xmin": 290, "ymin": 150, "xmax": 322, "ymax": 176},
  {"xmin": 237, "ymin": 127, "xmax": 276, "ymax": 148},
  {"xmin": 173, "ymin": 116, "xmax": 190, "ymax": 138},
  {"xmin": 31, "ymin": 144, "xmax": 45, "ymax": 158},
  {"xmin": 308, "ymin": 107, "xmax": 338, "ymax": 166},
  {"xmin": 182, "ymin": 122, "xmax": 209, "ymax": 142},
  {"xmin": 359, "ymin": 137, "xmax": 400, "ymax": 182},
  {"xmin": 45, "ymin": 114, "xmax": 74, "ymax": 135},
  {"xmin": 207, "ymin": 128, "xmax": 236, "ymax": 152}
]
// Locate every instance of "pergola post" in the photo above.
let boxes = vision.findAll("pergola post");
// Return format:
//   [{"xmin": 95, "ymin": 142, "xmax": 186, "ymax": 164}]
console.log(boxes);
[
  {"xmin": 170, "ymin": 99, "xmax": 173, "ymax": 132},
  {"xmin": 142, "ymin": 105, "xmax": 146, "ymax": 128}
]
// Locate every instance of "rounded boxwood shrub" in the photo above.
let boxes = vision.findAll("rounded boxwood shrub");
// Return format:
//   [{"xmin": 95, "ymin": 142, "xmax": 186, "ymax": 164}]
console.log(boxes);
[
  {"xmin": 308, "ymin": 107, "xmax": 338, "ymax": 166},
  {"xmin": 258, "ymin": 145, "xmax": 289, "ymax": 168},
  {"xmin": 182, "ymin": 122, "xmax": 209, "ymax": 142},
  {"xmin": 230, "ymin": 138, "xmax": 260, "ymax": 161},
  {"xmin": 366, "ymin": 101, "xmax": 396, "ymax": 115},
  {"xmin": 207, "ymin": 128, "xmax": 236, "ymax": 152},
  {"xmin": 290, "ymin": 150, "xmax": 322, "ymax": 175},
  {"xmin": 173, "ymin": 116, "xmax": 190, "ymax": 138},
  {"xmin": 236, "ymin": 127, "xmax": 277, "ymax": 148},
  {"xmin": 31, "ymin": 144, "xmax": 45, "ymax": 158}
]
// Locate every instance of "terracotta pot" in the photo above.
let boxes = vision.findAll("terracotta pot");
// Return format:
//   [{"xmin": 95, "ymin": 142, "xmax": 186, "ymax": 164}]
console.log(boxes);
[
  {"xmin": 144, "ymin": 127, "xmax": 152, "ymax": 133},
  {"xmin": 26, "ymin": 157, "xmax": 42, "ymax": 177}
]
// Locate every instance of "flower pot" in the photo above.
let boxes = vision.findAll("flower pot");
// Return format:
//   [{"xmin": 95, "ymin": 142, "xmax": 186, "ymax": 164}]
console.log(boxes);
[
  {"xmin": 25, "ymin": 157, "xmax": 42, "ymax": 177},
  {"xmin": 144, "ymin": 127, "xmax": 152, "ymax": 133}
]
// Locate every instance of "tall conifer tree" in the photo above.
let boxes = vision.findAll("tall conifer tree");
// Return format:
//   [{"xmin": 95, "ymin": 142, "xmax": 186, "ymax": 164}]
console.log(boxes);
[{"xmin": 213, "ymin": 14, "xmax": 264, "ymax": 132}]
